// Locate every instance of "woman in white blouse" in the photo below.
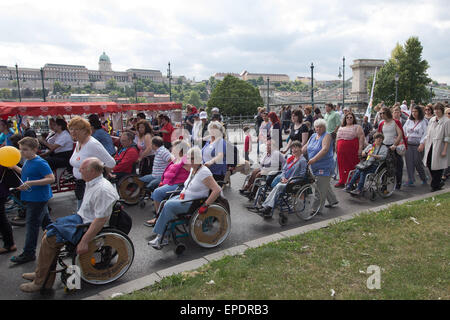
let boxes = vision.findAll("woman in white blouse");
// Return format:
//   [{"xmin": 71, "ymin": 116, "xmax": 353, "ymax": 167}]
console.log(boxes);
[
  {"xmin": 403, "ymin": 105, "xmax": 428, "ymax": 186},
  {"xmin": 149, "ymin": 147, "xmax": 222, "ymax": 249},
  {"xmin": 68, "ymin": 116, "xmax": 116, "ymax": 208}
]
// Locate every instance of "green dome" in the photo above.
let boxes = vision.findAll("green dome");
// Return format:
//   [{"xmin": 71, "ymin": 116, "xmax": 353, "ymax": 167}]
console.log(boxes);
[{"xmin": 99, "ymin": 52, "xmax": 110, "ymax": 63}]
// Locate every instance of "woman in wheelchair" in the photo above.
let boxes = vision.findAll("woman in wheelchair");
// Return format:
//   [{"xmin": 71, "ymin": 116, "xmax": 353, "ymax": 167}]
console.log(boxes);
[
  {"xmin": 19, "ymin": 157, "xmax": 120, "ymax": 293},
  {"xmin": 344, "ymin": 132, "xmax": 388, "ymax": 196},
  {"xmin": 148, "ymin": 147, "xmax": 222, "ymax": 249},
  {"xmin": 110, "ymin": 131, "xmax": 140, "ymax": 181},
  {"xmin": 251, "ymin": 141, "xmax": 307, "ymax": 218},
  {"xmin": 239, "ymin": 138, "xmax": 286, "ymax": 199},
  {"xmin": 144, "ymin": 140, "xmax": 191, "ymax": 227}
]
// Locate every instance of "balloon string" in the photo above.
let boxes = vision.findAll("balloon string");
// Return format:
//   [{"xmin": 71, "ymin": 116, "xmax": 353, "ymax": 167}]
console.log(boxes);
[{"xmin": 12, "ymin": 170, "xmax": 25, "ymax": 184}]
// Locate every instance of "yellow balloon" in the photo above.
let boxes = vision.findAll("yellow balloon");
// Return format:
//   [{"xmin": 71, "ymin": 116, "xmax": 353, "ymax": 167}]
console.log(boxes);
[{"xmin": 0, "ymin": 146, "xmax": 21, "ymax": 167}]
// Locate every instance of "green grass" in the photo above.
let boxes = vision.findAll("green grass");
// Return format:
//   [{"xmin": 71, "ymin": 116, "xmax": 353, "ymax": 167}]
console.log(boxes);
[{"xmin": 116, "ymin": 193, "xmax": 450, "ymax": 300}]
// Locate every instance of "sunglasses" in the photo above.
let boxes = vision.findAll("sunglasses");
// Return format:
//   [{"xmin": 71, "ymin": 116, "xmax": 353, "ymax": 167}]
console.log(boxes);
[{"xmin": 380, "ymin": 112, "xmax": 385, "ymax": 114}]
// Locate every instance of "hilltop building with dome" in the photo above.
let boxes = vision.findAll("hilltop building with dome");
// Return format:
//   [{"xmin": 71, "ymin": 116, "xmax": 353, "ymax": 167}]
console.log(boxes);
[{"xmin": 0, "ymin": 52, "xmax": 164, "ymax": 91}]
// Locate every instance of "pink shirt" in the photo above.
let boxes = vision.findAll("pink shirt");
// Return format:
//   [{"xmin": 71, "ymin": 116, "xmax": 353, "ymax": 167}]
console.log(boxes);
[
  {"xmin": 160, "ymin": 156, "xmax": 190, "ymax": 186},
  {"xmin": 337, "ymin": 125, "xmax": 362, "ymax": 141}
]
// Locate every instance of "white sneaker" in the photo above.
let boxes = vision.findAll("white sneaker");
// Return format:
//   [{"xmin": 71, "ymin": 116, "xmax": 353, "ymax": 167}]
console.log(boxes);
[{"xmin": 148, "ymin": 235, "xmax": 169, "ymax": 249}]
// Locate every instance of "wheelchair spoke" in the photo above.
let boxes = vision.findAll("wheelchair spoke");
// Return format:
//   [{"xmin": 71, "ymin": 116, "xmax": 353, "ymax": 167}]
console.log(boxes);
[{"xmin": 294, "ymin": 184, "xmax": 322, "ymax": 221}]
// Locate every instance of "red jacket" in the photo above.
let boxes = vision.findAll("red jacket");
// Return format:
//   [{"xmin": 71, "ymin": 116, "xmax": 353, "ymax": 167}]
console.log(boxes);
[{"xmin": 113, "ymin": 145, "xmax": 139, "ymax": 173}]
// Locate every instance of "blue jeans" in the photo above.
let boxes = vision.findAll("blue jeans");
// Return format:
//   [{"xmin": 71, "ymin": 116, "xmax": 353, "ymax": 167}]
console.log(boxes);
[
  {"xmin": 24, "ymin": 202, "xmax": 51, "ymax": 257},
  {"xmin": 151, "ymin": 184, "xmax": 180, "ymax": 203},
  {"xmin": 347, "ymin": 165, "xmax": 377, "ymax": 191},
  {"xmin": 153, "ymin": 196, "xmax": 189, "ymax": 235},
  {"xmin": 139, "ymin": 174, "xmax": 162, "ymax": 191}
]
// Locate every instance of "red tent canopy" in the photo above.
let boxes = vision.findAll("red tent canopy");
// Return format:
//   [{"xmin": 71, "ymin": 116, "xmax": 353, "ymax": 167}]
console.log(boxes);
[
  {"xmin": 0, "ymin": 101, "xmax": 182, "ymax": 118},
  {"xmin": 121, "ymin": 102, "xmax": 182, "ymax": 112}
]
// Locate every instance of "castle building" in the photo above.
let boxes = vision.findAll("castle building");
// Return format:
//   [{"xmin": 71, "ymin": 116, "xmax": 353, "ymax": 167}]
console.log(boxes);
[{"xmin": 0, "ymin": 52, "xmax": 164, "ymax": 91}]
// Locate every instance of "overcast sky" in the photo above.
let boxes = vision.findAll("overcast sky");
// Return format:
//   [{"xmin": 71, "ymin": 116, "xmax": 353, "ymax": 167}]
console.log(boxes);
[{"xmin": 1, "ymin": 0, "xmax": 449, "ymax": 83}]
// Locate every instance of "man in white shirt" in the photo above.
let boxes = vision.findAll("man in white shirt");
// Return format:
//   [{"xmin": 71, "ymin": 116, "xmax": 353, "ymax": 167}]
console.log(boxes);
[
  {"xmin": 19, "ymin": 157, "xmax": 119, "ymax": 293},
  {"xmin": 400, "ymin": 100, "xmax": 410, "ymax": 117}
]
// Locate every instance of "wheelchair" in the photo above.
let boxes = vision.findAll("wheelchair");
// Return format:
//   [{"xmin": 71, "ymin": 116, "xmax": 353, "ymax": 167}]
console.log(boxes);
[
  {"xmin": 345, "ymin": 155, "xmax": 396, "ymax": 201},
  {"xmin": 52, "ymin": 166, "xmax": 76, "ymax": 194},
  {"xmin": 116, "ymin": 174, "xmax": 146, "ymax": 206},
  {"xmin": 249, "ymin": 169, "xmax": 322, "ymax": 226},
  {"xmin": 111, "ymin": 163, "xmax": 146, "ymax": 206},
  {"xmin": 150, "ymin": 186, "xmax": 231, "ymax": 255},
  {"xmin": 41, "ymin": 201, "xmax": 134, "ymax": 294},
  {"xmin": 6, "ymin": 189, "xmax": 27, "ymax": 227},
  {"xmin": 247, "ymin": 170, "xmax": 283, "ymax": 208}
]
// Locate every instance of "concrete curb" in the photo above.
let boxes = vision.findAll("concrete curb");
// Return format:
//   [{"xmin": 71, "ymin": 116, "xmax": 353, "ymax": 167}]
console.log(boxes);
[{"xmin": 84, "ymin": 187, "xmax": 449, "ymax": 300}]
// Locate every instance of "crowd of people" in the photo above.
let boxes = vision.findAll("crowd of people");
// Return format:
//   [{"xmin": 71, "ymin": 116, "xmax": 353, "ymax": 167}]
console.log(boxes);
[
  {"xmin": 0, "ymin": 99, "xmax": 449, "ymax": 293},
  {"xmin": 247, "ymin": 100, "xmax": 450, "ymax": 209}
]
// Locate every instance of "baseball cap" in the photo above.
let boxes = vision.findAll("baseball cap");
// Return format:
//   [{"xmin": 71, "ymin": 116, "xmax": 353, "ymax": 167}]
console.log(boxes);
[{"xmin": 199, "ymin": 111, "xmax": 207, "ymax": 119}]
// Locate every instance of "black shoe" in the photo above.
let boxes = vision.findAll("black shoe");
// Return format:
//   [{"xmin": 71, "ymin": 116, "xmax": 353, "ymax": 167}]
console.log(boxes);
[
  {"xmin": 247, "ymin": 206, "xmax": 263, "ymax": 213},
  {"xmin": 240, "ymin": 190, "xmax": 251, "ymax": 196},
  {"xmin": 325, "ymin": 201, "xmax": 339, "ymax": 208},
  {"xmin": 10, "ymin": 253, "xmax": 36, "ymax": 264},
  {"xmin": 262, "ymin": 207, "xmax": 273, "ymax": 218}
]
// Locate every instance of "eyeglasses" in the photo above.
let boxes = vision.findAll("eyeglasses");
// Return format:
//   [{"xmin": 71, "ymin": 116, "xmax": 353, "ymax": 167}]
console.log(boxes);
[{"xmin": 346, "ymin": 116, "xmax": 353, "ymax": 119}]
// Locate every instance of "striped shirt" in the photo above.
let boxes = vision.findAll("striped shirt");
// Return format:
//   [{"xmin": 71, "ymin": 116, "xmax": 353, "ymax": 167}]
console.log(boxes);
[{"xmin": 152, "ymin": 146, "xmax": 172, "ymax": 177}]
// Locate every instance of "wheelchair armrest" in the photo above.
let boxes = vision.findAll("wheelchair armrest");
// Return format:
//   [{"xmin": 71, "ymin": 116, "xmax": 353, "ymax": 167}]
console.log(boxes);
[
  {"xmin": 286, "ymin": 175, "xmax": 308, "ymax": 185},
  {"xmin": 76, "ymin": 223, "xmax": 91, "ymax": 229},
  {"xmin": 267, "ymin": 170, "xmax": 282, "ymax": 177}
]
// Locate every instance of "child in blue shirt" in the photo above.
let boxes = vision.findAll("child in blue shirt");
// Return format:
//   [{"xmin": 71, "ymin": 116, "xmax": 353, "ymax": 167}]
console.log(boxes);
[{"xmin": 10, "ymin": 137, "xmax": 55, "ymax": 264}]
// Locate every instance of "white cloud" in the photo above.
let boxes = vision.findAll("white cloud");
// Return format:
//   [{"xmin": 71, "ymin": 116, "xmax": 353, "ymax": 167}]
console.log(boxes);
[{"xmin": 0, "ymin": 0, "xmax": 449, "ymax": 83}]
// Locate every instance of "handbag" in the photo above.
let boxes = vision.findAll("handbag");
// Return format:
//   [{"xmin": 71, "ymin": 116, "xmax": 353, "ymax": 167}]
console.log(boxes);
[
  {"xmin": 396, "ymin": 143, "xmax": 406, "ymax": 156},
  {"xmin": 356, "ymin": 145, "xmax": 381, "ymax": 171},
  {"xmin": 356, "ymin": 161, "xmax": 372, "ymax": 171}
]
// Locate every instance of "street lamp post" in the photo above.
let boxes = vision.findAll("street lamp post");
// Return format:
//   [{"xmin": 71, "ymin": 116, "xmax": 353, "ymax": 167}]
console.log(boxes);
[
  {"xmin": 310, "ymin": 63, "xmax": 314, "ymax": 107},
  {"xmin": 267, "ymin": 77, "xmax": 270, "ymax": 112},
  {"xmin": 430, "ymin": 85, "xmax": 433, "ymax": 103},
  {"xmin": 15, "ymin": 63, "xmax": 22, "ymax": 102},
  {"xmin": 395, "ymin": 73, "xmax": 399, "ymax": 104},
  {"xmin": 167, "ymin": 62, "xmax": 173, "ymax": 102},
  {"xmin": 342, "ymin": 57, "xmax": 345, "ymax": 110},
  {"xmin": 133, "ymin": 73, "xmax": 138, "ymax": 103},
  {"xmin": 40, "ymin": 68, "xmax": 46, "ymax": 102}
]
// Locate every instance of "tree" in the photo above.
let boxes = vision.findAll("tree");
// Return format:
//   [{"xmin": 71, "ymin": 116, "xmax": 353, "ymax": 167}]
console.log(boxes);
[
  {"xmin": 207, "ymin": 75, "xmax": 263, "ymax": 116},
  {"xmin": 184, "ymin": 91, "xmax": 202, "ymax": 107},
  {"xmin": 0, "ymin": 88, "xmax": 12, "ymax": 99},
  {"xmin": 369, "ymin": 37, "xmax": 431, "ymax": 105},
  {"xmin": 106, "ymin": 78, "xmax": 118, "ymax": 91}
]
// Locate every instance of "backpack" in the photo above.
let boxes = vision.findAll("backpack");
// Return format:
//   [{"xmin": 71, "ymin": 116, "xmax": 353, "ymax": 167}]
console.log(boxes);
[{"xmin": 109, "ymin": 201, "xmax": 132, "ymax": 235}]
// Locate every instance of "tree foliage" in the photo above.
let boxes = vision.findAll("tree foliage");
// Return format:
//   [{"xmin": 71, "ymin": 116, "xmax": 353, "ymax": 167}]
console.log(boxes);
[
  {"xmin": 207, "ymin": 75, "xmax": 263, "ymax": 116},
  {"xmin": 369, "ymin": 37, "xmax": 431, "ymax": 106}
]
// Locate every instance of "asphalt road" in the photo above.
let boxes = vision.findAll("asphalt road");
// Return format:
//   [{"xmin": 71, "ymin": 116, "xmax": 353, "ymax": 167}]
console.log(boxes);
[{"xmin": 1, "ymin": 167, "xmax": 447, "ymax": 300}]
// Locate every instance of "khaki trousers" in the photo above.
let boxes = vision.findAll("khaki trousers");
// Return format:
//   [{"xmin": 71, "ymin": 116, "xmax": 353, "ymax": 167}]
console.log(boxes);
[{"xmin": 34, "ymin": 231, "xmax": 64, "ymax": 287}]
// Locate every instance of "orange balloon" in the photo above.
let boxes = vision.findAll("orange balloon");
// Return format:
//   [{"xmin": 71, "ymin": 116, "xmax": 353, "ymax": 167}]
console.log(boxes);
[{"xmin": 0, "ymin": 146, "xmax": 21, "ymax": 167}]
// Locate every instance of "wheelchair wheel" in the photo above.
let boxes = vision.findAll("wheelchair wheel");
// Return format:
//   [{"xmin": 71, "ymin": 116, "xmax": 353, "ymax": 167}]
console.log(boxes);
[
  {"xmin": 376, "ymin": 168, "xmax": 396, "ymax": 198},
  {"xmin": 73, "ymin": 229, "xmax": 134, "ymax": 285},
  {"xmin": 293, "ymin": 184, "xmax": 322, "ymax": 221},
  {"xmin": 189, "ymin": 204, "xmax": 231, "ymax": 248},
  {"xmin": 278, "ymin": 213, "xmax": 288, "ymax": 226},
  {"xmin": 117, "ymin": 174, "xmax": 145, "ymax": 205}
]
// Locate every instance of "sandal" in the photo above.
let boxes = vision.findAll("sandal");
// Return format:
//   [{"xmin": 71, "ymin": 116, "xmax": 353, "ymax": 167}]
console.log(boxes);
[
  {"xmin": 143, "ymin": 218, "xmax": 157, "ymax": 228},
  {"xmin": 0, "ymin": 245, "xmax": 17, "ymax": 255}
]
